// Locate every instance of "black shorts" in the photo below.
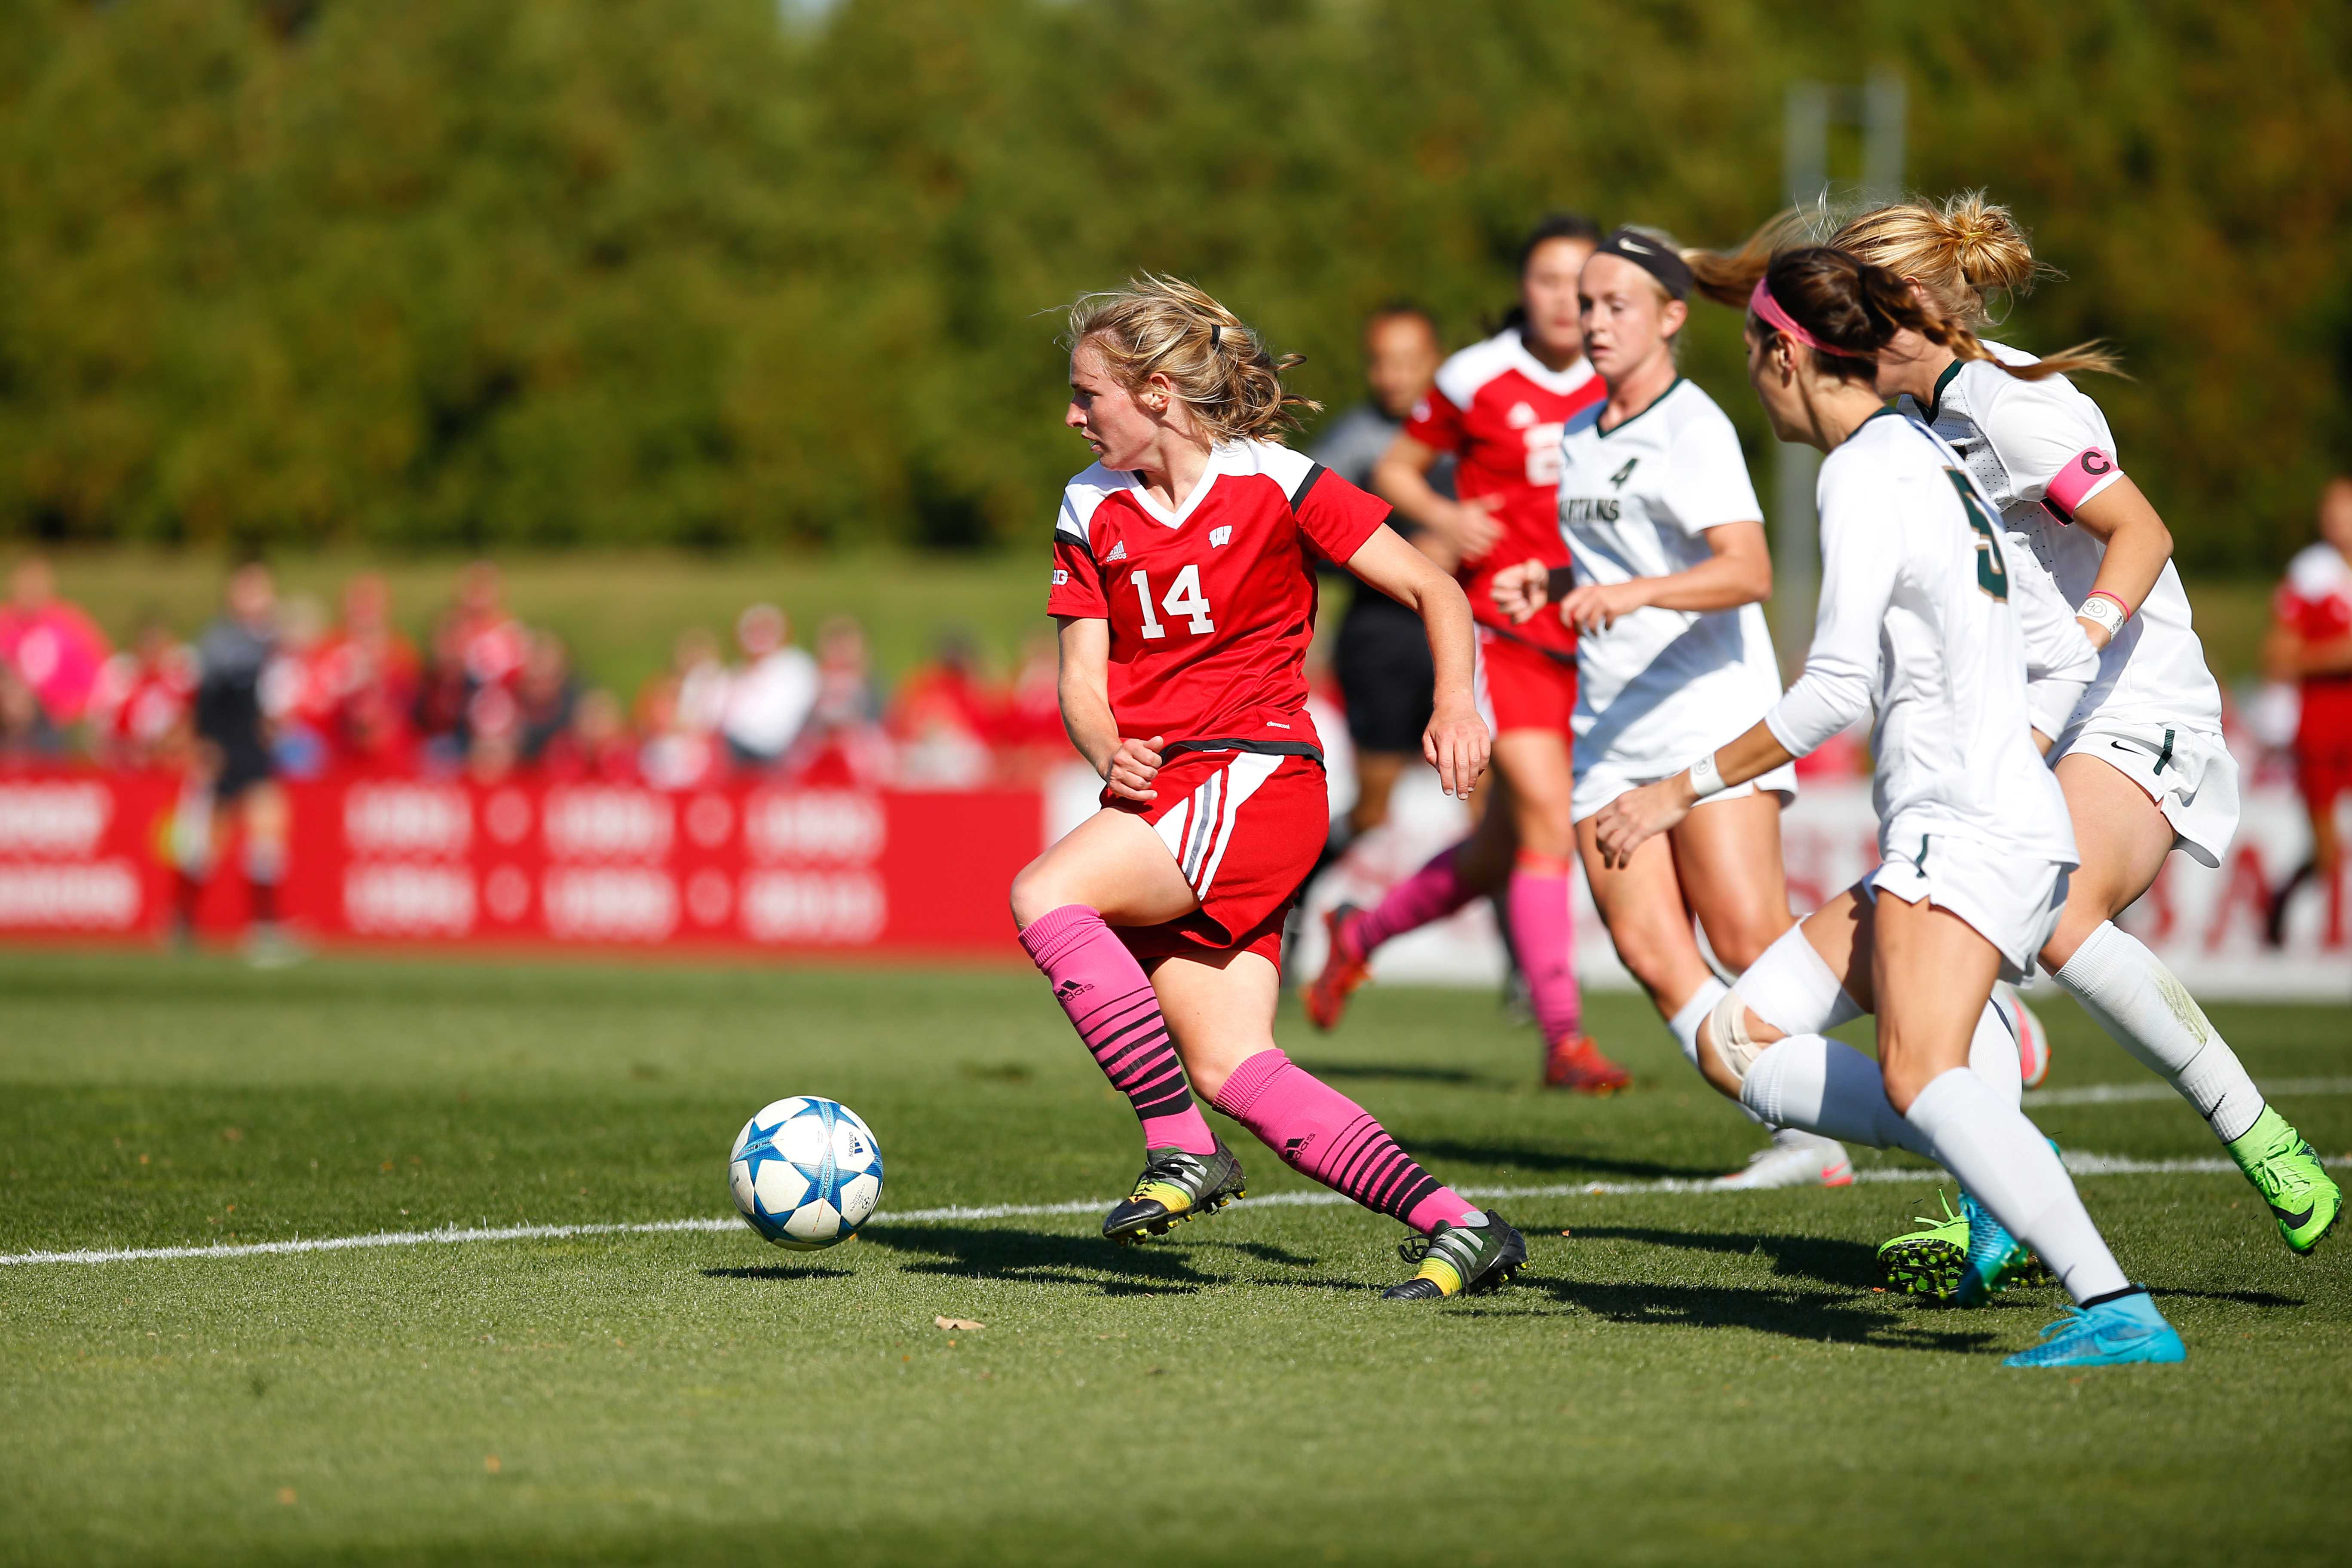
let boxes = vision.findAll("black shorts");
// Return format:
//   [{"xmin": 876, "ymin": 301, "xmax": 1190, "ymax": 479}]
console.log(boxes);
[
  {"xmin": 1333, "ymin": 589, "xmax": 1434, "ymax": 755},
  {"xmin": 211, "ymin": 737, "xmax": 275, "ymax": 800}
]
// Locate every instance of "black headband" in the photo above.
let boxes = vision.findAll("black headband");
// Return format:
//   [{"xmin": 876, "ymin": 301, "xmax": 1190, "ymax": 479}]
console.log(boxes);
[{"xmin": 1592, "ymin": 227, "xmax": 1691, "ymax": 301}]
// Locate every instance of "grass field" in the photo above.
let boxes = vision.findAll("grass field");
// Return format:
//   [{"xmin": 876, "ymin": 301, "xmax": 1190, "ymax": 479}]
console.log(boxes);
[{"xmin": 2, "ymin": 952, "xmax": 2345, "ymax": 1566}]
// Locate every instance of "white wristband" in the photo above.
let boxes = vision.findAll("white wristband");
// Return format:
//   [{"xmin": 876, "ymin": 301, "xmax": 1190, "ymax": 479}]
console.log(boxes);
[
  {"xmin": 1687, "ymin": 752, "xmax": 1727, "ymax": 801},
  {"xmin": 2075, "ymin": 593, "xmax": 2127, "ymax": 640}
]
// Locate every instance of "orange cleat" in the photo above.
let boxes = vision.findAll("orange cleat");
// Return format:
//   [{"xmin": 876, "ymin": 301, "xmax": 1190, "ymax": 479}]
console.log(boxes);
[
  {"xmin": 1542, "ymin": 1035, "xmax": 1631, "ymax": 1094},
  {"xmin": 1304, "ymin": 903, "xmax": 1372, "ymax": 1032}
]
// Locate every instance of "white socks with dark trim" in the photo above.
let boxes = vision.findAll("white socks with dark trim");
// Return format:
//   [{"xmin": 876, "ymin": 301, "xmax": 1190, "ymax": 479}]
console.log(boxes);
[
  {"xmin": 2053, "ymin": 921, "xmax": 2264, "ymax": 1144},
  {"xmin": 1902, "ymin": 1067, "xmax": 2130, "ymax": 1304}
]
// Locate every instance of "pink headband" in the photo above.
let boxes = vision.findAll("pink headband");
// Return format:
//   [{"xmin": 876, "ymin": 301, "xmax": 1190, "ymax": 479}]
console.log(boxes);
[{"xmin": 1749, "ymin": 278, "xmax": 1829, "ymax": 353}]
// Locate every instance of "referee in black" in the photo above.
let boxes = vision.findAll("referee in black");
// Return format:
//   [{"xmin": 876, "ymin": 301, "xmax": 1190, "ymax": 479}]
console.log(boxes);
[{"xmin": 1311, "ymin": 303, "xmax": 1452, "ymax": 843}]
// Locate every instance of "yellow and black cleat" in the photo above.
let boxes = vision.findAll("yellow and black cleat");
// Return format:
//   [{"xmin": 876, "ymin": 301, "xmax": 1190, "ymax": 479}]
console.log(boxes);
[
  {"xmin": 1103, "ymin": 1142, "xmax": 1247, "ymax": 1245},
  {"xmin": 1383, "ymin": 1210, "xmax": 1527, "ymax": 1300}
]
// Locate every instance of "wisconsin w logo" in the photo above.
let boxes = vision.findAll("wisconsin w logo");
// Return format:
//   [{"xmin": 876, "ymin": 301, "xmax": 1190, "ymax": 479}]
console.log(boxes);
[{"xmin": 1609, "ymin": 458, "xmax": 1639, "ymax": 488}]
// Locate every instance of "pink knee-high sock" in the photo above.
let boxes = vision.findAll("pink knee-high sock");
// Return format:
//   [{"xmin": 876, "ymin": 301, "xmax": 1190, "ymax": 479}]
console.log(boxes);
[
  {"xmin": 1212, "ymin": 1048, "xmax": 1476, "ymax": 1234},
  {"xmin": 1351, "ymin": 842, "xmax": 1479, "ymax": 953},
  {"xmin": 1508, "ymin": 853, "xmax": 1580, "ymax": 1045},
  {"xmin": 1020, "ymin": 904, "xmax": 1216, "ymax": 1156}
]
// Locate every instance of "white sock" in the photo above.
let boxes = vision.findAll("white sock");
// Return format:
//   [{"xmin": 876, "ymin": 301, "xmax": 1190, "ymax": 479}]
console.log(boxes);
[
  {"xmin": 2054, "ymin": 922, "xmax": 2264, "ymax": 1142},
  {"xmin": 1666, "ymin": 979, "xmax": 1727, "ymax": 1072},
  {"xmin": 1902, "ymin": 1068, "xmax": 2130, "ymax": 1304},
  {"xmin": 1968, "ymin": 1000, "xmax": 2023, "ymax": 1112},
  {"xmin": 1741, "ymin": 1035, "xmax": 1930, "ymax": 1156},
  {"xmin": 1733, "ymin": 924, "xmax": 1863, "ymax": 1035}
]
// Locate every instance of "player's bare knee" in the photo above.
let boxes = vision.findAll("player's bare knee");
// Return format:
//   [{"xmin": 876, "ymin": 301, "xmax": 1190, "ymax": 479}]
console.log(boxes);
[{"xmin": 1008, "ymin": 862, "xmax": 1069, "ymax": 928}]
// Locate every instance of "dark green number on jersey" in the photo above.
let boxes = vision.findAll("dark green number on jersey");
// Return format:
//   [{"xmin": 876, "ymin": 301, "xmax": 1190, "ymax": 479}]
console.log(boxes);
[{"xmin": 1944, "ymin": 470, "xmax": 2009, "ymax": 601}]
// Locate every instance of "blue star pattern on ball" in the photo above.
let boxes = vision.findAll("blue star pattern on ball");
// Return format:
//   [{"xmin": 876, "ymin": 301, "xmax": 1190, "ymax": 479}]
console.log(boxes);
[{"xmin": 729, "ymin": 1096, "xmax": 885, "ymax": 1251}]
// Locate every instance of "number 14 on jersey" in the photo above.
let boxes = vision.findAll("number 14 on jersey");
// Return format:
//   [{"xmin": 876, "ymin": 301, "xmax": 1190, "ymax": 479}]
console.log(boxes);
[{"xmin": 1131, "ymin": 565, "xmax": 1216, "ymax": 638}]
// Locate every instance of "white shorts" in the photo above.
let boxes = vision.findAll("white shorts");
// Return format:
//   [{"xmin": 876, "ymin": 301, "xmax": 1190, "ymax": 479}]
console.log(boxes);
[
  {"xmin": 1865, "ymin": 836, "xmax": 2070, "ymax": 984},
  {"xmin": 2055, "ymin": 720, "xmax": 2239, "ymax": 869},
  {"xmin": 1572, "ymin": 755, "xmax": 1797, "ymax": 824}
]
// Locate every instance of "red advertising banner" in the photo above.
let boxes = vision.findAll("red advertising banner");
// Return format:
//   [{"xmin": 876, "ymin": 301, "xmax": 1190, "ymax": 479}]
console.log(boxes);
[{"xmin": 0, "ymin": 770, "xmax": 1044, "ymax": 957}]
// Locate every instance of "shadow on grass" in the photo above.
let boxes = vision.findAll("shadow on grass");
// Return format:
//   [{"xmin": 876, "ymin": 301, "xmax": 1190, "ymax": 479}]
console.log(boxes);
[
  {"xmin": 1507, "ymin": 1274, "xmax": 2003, "ymax": 1352},
  {"xmin": 1566, "ymin": 1225, "xmax": 1883, "ymax": 1289},
  {"xmin": 1408, "ymin": 1139, "xmax": 1724, "ymax": 1182},
  {"xmin": 1289, "ymin": 1060, "xmax": 1483, "ymax": 1086},
  {"xmin": 700, "ymin": 1265, "xmax": 854, "ymax": 1282},
  {"xmin": 2151, "ymin": 1287, "xmax": 2305, "ymax": 1308},
  {"xmin": 856, "ymin": 1223, "xmax": 1214, "ymax": 1295}
]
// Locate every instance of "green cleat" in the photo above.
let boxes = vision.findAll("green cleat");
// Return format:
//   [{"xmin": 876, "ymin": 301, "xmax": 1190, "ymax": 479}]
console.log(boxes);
[
  {"xmin": 1382, "ymin": 1209, "xmax": 1526, "ymax": 1300},
  {"xmin": 1877, "ymin": 1190, "xmax": 2039, "ymax": 1304},
  {"xmin": 1877, "ymin": 1191, "xmax": 1968, "ymax": 1299},
  {"xmin": 2227, "ymin": 1107, "xmax": 2341, "ymax": 1254},
  {"xmin": 1102, "ymin": 1142, "xmax": 1246, "ymax": 1245}
]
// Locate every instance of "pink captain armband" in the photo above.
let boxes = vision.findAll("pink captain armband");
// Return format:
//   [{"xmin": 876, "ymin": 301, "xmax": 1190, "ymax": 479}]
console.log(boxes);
[{"xmin": 2043, "ymin": 446, "xmax": 2123, "ymax": 521}]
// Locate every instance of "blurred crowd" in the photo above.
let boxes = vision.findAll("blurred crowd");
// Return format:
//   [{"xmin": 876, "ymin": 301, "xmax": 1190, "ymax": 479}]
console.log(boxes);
[{"xmin": 0, "ymin": 557, "xmax": 1073, "ymax": 792}]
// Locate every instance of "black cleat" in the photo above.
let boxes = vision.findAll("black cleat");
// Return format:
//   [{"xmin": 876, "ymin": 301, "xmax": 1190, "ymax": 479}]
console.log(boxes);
[
  {"xmin": 1382, "ymin": 1209, "xmax": 1526, "ymax": 1299},
  {"xmin": 1102, "ymin": 1142, "xmax": 1247, "ymax": 1245}
]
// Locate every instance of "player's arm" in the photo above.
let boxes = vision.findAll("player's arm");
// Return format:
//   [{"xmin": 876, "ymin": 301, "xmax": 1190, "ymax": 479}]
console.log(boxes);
[
  {"xmin": 2064, "ymin": 477, "xmax": 2171, "ymax": 650},
  {"xmin": 1343, "ymin": 526, "xmax": 1490, "ymax": 798},
  {"xmin": 1556, "ymin": 521, "xmax": 1772, "ymax": 634},
  {"xmin": 1372, "ymin": 432, "xmax": 1501, "ymax": 569},
  {"xmin": 1592, "ymin": 491, "xmax": 1893, "ymax": 867},
  {"xmin": 1054, "ymin": 616, "xmax": 1162, "ymax": 802}
]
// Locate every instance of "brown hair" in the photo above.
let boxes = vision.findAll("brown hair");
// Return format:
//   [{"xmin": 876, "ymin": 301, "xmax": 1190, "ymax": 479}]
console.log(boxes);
[
  {"xmin": 1689, "ymin": 193, "xmax": 2122, "ymax": 382},
  {"xmin": 1062, "ymin": 273, "xmax": 1319, "ymax": 442},
  {"xmin": 1755, "ymin": 247, "xmax": 1985, "ymax": 384}
]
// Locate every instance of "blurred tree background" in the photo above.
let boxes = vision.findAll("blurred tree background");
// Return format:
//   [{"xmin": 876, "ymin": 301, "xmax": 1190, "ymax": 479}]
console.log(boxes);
[{"xmin": 1, "ymin": 0, "xmax": 2346, "ymax": 574}]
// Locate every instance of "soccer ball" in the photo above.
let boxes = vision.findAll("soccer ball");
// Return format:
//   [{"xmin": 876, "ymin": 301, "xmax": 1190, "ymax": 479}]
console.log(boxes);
[{"xmin": 727, "ymin": 1097, "xmax": 884, "ymax": 1250}]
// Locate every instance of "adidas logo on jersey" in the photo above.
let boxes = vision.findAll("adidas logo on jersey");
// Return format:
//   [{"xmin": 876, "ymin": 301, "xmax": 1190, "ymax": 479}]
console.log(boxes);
[
  {"xmin": 1104, "ymin": 540, "xmax": 1127, "ymax": 561},
  {"xmin": 1210, "ymin": 526, "xmax": 1232, "ymax": 548},
  {"xmin": 1507, "ymin": 402, "xmax": 1537, "ymax": 429}
]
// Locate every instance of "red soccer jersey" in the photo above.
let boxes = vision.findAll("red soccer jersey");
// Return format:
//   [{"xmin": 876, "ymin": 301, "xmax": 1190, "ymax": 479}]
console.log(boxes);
[
  {"xmin": 1046, "ymin": 440, "xmax": 1390, "ymax": 755},
  {"xmin": 2277, "ymin": 541, "xmax": 2352, "ymax": 746},
  {"xmin": 1402, "ymin": 327, "xmax": 1605, "ymax": 658}
]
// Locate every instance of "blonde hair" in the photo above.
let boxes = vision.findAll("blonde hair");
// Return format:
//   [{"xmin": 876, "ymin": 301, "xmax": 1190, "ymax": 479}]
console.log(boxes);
[
  {"xmin": 1684, "ymin": 192, "xmax": 2122, "ymax": 382},
  {"xmin": 1062, "ymin": 273, "xmax": 1319, "ymax": 442}
]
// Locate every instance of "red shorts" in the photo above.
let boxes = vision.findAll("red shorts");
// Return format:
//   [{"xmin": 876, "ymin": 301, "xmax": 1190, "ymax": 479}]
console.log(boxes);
[
  {"xmin": 1108, "ymin": 747, "xmax": 1327, "ymax": 965},
  {"xmin": 2297, "ymin": 743, "xmax": 2352, "ymax": 812},
  {"xmin": 1474, "ymin": 625, "xmax": 1576, "ymax": 735}
]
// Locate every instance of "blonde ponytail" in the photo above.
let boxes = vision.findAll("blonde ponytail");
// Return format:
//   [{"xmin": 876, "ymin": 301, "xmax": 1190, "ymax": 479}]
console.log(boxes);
[{"xmin": 1061, "ymin": 274, "xmax": 1319, "ymax": 442}]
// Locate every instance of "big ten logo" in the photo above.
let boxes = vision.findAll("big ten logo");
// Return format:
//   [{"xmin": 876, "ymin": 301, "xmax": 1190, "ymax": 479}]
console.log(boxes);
[
  {"xmin": 0, "ymin": 862, "xmax": 140, "ymax": 928},
  {"xmin": 343, "ymin": 865, "xmax": 477, "ymax": 940},
  {"xmin": 0, "ymin": 781, "xmax": 112, "ymax": 858},
  {"xmin": 542, "ymin": 867, "xmax": 678, "ymax": 942},
  {"xmin": 740, "ymin": 870, "xmax": 887, "ymax": 945},
  {"xmin": 343, "ymin": 864, "xmax": 475, "ymax": 937},
  {"xmin": 344, "ymin": 783, "xmax": 472, "ymax": 858},
  {"xmin": 1521, "ymin": 421, "xmax": 1565, "ymax": 487},
  {"xmin": 542, "ymin": 787, "xmax": 674, "ymax": 861},
  {"xmin": 744, "ymin": 790, "xmax": 885, "ymax": 864}
]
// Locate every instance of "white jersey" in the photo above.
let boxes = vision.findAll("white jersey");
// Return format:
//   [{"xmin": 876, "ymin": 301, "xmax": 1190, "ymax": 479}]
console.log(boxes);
[
  {"xmin": 1766, "ymin": 411, "xmax": 2083, "ymax": 869},
  {"xmin": 1901, "ymin": 346, "xmax": 2223, "ymax": 739},
  {"xmin": 1555, "ymin": 378, "xmax": 1785, "ymax": 803}
]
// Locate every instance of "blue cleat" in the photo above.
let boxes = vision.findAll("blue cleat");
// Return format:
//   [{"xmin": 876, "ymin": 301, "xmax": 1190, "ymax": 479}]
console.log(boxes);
[
  {"xmin": 2003, "ymin": 1290, "xmax": 2185, "ymax": 1369},
  {"xmin": 1951, "ymin": 1190, "xmax": 2035, "ymax": 1308}
]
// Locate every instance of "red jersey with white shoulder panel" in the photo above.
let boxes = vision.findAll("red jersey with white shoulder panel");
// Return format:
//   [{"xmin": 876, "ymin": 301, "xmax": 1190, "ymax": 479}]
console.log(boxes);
[
  {"xmin": 1046, "ymin": 439, "xmax": 1390, "ymax": 755},
  {"xmin": 1401, "ymin": 327, "xmax": 1605, "ymax": 658},
  {"xmin": 2276, "ymin": 541, "xmax": 2352, "ymax": 746}
]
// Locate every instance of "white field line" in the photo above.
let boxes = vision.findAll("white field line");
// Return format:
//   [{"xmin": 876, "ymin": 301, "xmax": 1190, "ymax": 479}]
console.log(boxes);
[
  {"xmin": 2024, "ymin": 1075, "xmax": 2352, "ymax": 1108},
  {"xmin": 4, "ymin": 1152, "xmax": 2343, "ymax": 1270}
]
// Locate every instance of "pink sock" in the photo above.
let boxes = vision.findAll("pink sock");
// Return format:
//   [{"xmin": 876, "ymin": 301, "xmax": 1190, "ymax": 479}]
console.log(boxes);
[
  {"xmin": 1020, "ymin": 904, "xmax": 1216, "ymax": 1156},
  {"xmin": 1352, "ymin": 843, "xmax": 1479, "ymax": 953},
  {"xmin": 1212, "ymin": 1048, "xmax": 1476, "ymax": 1234},
  {"xmin": 1508, "ymin": 854, "xmax": 1581, "ymax": 1045}
]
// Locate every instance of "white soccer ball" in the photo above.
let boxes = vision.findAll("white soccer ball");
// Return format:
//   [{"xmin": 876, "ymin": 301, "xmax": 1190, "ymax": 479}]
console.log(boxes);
[{"xmin": 727, "ymin": 1096, "xmax": 885, "ymax": 1250}]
